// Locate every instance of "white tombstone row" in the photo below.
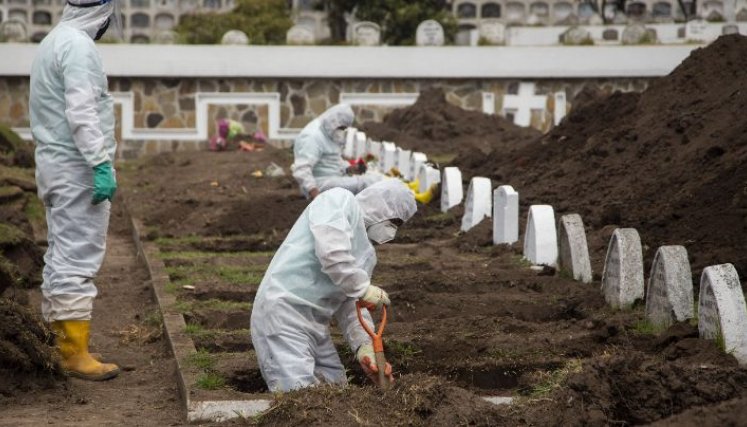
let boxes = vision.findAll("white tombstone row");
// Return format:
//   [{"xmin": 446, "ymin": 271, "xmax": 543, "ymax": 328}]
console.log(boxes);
[
  {"xmin": 286, "ymin": 25, "xmax": 315, "ymax": 45},
  {"xmin": 557, "ymin": 214, "xmax": 592, "ymax": 283},
  {"xmin": 367, "ymin": 139, "xmax": 382, "ymax": 160},
  {"xmin": 440, "ymin": 167, "xmax": 463, "ymax": 213},
  {"xmin": 418, "ymin": 164, "xmax": 441, "ymax": 194},
  {"xmin": 396, "ymin": 148, "xmax": 412, "ymax": 180},
  {"xmin": 410, "ymin": 152, "xmax": 427, "ymax": 182},
  {"xmin": 523, "ymin": 205, "xmax": 558, "ymax": 266},
  {"xmin": 492, "ymin": 185, "xmax": 519, "ymax": 245},
  {"xmin": 601, "ymin": 228, "xmax": 644, "ymax": 309},
  {"xmin": 343, "ymin": 127, "xmax": 357, "ymax": 159},
  {"xmin": 416, "ymin": 20, "xmax": 445, "ymax": 46},
  {"xmin": 645, "ymin": 245, "xmax": 694, "ymax": 329},
  {"xmin": 353, "ymin": 132, "xmax": 367, "ymax": 160},
  {"xmin": 380, "ymin": 142, "xmax": 397, "ymax": 173},
  {"xmin": 352, "ymin": 21, "xmax": 381, "ymax": 46},
  {"xmin": 698, "ymin": 263, "xmax": 747, "ymax": 365},
  {"xmin": 460, "ymin": 177, "xmax": 492, "ymax": 232}
]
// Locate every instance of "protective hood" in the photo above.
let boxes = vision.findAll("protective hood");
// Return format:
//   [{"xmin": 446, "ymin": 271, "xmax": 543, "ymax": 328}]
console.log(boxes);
[
  {"xmin": 355, "ymin": 179, "xmax": 417, "ymax": 227},
  {"xmin": 319, "ymin": 104, "xmax": 354, "ymax": 139},
  {"xmin": 60, "ymin": 0, "xmax": 115, "ymax": 40}
]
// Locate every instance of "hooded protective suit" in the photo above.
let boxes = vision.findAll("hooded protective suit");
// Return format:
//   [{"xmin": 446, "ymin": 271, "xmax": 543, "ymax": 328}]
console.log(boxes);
[
  {"xmin": 250, "ymin": 179, "xmax": 417, "ymax": 392},
  {"xmin": 291, "ymin": 104, "xmax": 381, "ymax": 197},
  {"xmin": 30, "ymin": 0, "xmax": 116, "ymax": 322}
]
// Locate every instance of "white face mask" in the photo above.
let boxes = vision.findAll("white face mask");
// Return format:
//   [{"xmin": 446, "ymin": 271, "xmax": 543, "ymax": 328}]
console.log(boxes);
[
  {"xmin": 332, "ymin": 129, "xmax": 346, "ymax": 147},
  {"xmin": 367, "ymin": 220, "xmax": 398, "ymax": 245}
]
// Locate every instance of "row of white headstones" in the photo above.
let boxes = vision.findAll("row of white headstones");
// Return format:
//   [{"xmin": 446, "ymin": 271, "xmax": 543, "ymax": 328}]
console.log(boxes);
[{"xmin": 345, "ymin": 127, "xmax": 747, "ymax": 366}]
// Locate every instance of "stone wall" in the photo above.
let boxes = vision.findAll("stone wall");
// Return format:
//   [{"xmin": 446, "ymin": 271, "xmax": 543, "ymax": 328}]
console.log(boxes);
[{"xmin": 1, "ymin": 76, "xmax": 652, "ymax": 159}]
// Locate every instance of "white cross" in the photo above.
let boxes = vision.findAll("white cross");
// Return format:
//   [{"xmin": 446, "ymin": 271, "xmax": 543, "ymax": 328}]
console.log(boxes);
[{"xmin": 502, "ymin": 83, "xmax": 547, "ymax": 127}]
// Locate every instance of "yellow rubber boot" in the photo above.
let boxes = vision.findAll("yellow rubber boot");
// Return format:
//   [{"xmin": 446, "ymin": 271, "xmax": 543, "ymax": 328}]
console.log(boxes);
[
  {"xmin": 51, "ymin": 320, "xmax": 120, "ymax": 381},
  {"xmin": 407, "ymin": 180, "xmax": 420, "ymax": 191}
]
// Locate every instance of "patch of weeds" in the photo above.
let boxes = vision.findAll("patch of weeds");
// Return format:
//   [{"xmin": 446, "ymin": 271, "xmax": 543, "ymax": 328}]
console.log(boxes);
[
  {"xmin": 164, "ymin": 281, "xmax": 180, "ymax": 294},
  {"xmin": 176, "ymin": 299, "xmax": 252, "ymax": 314},
  {"xmin": 386, "ymin": 340, "xmax": 422, "ymax": 365},
  {"xmin": 185, "ymin": 323, "xmax": 217, "ymax": 339},
  {"xmin": 187, "ymin": 349, "xmax": 216, "ymax": 370},
  {"xmin": 631, "ymin": 319, "xmax": 664, "ymax": 335},
  {"xmin": 144, "ymin": 309, "xmax": 163, "ymax": 329},
  {"xmin": 715, "ymin": 329, "xmax": 727, "ymax": 353},
  {"xmin": 164, "ymin": 264, "xmax": 265, "ymax": 287},
  {"xmin": 23, "ymin": 197, "xmax": 44, "ymax": 220},
  {"xmin": 217, "ymin": 266, "xmax": 264, "ymax": 286},
  {"xmin": 526, "ymin": 359, "xmax": 582, "ymax": 398},
  {"xmin": 557, "ymin": 268, "xmax": 574, "ymax": 280},
  {"xmin": 159, "ymin": 250, "xmax": 268, "ymax": 260},
  {"xmin": 195, "ymin": 372, "xmax": 226, "ymax": 390},
  {"xmin": 512, "ymin": 255, "xmax": 533, "ymax": 268}
]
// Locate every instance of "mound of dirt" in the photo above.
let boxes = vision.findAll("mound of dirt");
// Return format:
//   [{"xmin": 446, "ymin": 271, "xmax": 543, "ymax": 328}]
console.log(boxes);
[
  {"xmin": 457, "ymin": 34, "xmax": 747, "ymax": 278},
  {"xmin": 257, "ymin": 374, "xmax": 506, "ymax": 427},
  {"xmin": 363, "ymin": 88, "xmax": 541, "ymax": 157},
  {"xmin": 511, "ymin": 322, "xmax": 747, "ymax": 426}
]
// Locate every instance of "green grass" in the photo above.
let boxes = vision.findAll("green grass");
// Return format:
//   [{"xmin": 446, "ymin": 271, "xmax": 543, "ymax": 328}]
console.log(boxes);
[
  {"xmin": 165, "ymin": 264, "xmax": 265, "ymax": 287},
  {"xmin": 158, "ymin": 250, "xmax": 273, "ymax": 260},
  {"xmin": 23, "ymin": 197, "xmax": 44, "ymax": 220},
  {"xmin": 527, "ymin": 359, "xmax": 582, "ymax": 398},
  {"xmin": 187, "ymin": 349, "xmax": 216, "ymax": 370},
  {"xmin": 557, "ymin": 268, "xmax": 574, "ymax": 280},
  {"xmin": 144, "ymin": 309, "xmax": 163, "ymax": 329},
  {"xmin": 386, "ymin": 340, "xmax": 422, "ymax": 365},
  {"xmin": 512, "ymin": 255, "xmax": 533, "ymax": 268},
  {"xmin": 715, "ymin": 329, "xmax": 727, "ymax": 353},
  {"xmin": 175, "ymin": 299, "xmax": 252, "ymax": 314},
  {"xmin": 195, "ymin": 372, "xmax": 226, "ymax": 390},
  {"xmin": 631, "ymin": 319, "xmax": 664, "ymax": 335}
]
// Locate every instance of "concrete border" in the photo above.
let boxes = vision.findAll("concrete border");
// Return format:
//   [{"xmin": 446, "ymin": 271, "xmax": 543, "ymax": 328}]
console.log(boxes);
[{"xmin": 121, "ymin": 196, "xmax": 513, "ymax": 422}]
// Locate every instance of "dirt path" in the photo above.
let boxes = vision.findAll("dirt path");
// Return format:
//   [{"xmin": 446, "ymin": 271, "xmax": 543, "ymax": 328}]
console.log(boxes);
[{"xmin": 0, "ymin": 204, "xmax": 184, "ymax": 426}]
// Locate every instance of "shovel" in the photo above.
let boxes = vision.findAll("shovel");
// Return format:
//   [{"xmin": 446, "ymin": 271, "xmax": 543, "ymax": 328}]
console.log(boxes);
[{"xmin": 355, "ymin": 301, "xmax": 389, "ymax": 388}]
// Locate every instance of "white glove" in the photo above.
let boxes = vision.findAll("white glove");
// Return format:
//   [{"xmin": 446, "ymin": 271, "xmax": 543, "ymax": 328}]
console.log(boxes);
[
  {"xmin": 360, "ymin": 285, "xmax": 390, "ymax": 309},
  {"xmin": 356, "ymin": 343, "xmax": 394, "ymax": 386}
]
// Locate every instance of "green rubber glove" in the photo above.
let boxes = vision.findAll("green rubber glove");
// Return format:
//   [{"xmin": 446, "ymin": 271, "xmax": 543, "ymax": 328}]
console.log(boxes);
[{"xmin": 92, "ymin": 161, "xmax": 117, "ymax": 205}]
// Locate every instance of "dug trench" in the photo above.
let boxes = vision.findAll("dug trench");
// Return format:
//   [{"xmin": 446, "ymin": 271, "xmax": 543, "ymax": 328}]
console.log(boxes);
[{"xmin": 121, "ymin": 144, "xmax": 747, "ymax": 425}]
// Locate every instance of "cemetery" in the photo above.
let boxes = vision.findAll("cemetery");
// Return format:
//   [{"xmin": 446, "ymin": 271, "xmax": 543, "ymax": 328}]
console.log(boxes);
[{"xmin": 1, "ymin": 24, "xmax": 747, "ymax": 427}]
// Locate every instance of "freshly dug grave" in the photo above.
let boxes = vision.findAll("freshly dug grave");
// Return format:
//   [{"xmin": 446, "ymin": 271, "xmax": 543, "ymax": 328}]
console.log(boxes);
[
  {"xmin": 0, "ymin": 125, "xmax": 60, "ymax": 397},
  {"xmin": 257, "ymin": 374, "xmax": 507, "ymax": 427},
  {"xmin": 450, "ymin": 34, "xmax": 747, "ymax": 278},
  {"xmin": 362, "ymin": 88, "xmax": 541, "ymax": 159}
]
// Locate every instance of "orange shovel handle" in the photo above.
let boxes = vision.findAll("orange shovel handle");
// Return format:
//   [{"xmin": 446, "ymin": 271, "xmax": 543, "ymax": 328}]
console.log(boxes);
[{"xmin": 355, "ymin": 301, "xmax": 387, "ymax": 353}]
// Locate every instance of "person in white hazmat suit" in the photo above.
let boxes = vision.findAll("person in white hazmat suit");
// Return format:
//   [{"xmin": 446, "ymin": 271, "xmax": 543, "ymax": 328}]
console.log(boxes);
[
  {"xmin": 251, "ymin": 179, "xmax": 417, "ymax": 392},
  {"xmin": 29, "ymin": 0, "xmax": 122, "ymax": 381},
  {"xmin": 291, "ymin": 104, "xmax": 381, "ymax": 200}
]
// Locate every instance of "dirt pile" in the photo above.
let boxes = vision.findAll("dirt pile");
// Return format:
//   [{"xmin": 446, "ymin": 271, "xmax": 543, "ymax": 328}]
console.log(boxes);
[
  {"xmin": 456, "ymin": 34, "xmax": 747, "ymax": 277},
  {"xmin": 256, "ymin": 374, "xmax": 506, "ymax": 427},
  {"xmin": 0, "ymin": 125, "xmax": 59, "ymax": 396},
  {"xmin": 512, "ymin": 323, "xmax": 747, "ymax": 426},
  {"xmin": 363, "ymin": 88, "xmax": 541, "ymax": 158}
]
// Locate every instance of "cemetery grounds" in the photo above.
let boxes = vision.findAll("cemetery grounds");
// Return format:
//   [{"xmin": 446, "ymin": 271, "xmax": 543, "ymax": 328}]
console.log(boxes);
[{"xmin": 119, "ymin": 144, "xmax": 747, "ymax": 426}]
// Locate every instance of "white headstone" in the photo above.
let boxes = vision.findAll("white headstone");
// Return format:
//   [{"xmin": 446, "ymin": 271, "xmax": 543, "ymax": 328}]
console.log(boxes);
[
  {"xmin": 0, "ymin": 19, "xmax": 28, "ymax": 43},
  {"xmin": 410, "ymin": 152, "xmax": 427, "ymax": 182},
  {"xmin": 553, "ymin": 92, "xmax": 567, "ymax": 126},
  {"xmin": 482, "ymin": 92, "xmax": 496, "ymax": 115},
  {"xmin": 286, "ymin": 25, "xmax": 315, "ymax": 45},
  {"xmin": 416, "ymin": 20, "xmax": 445, "ymax": 46},
  {"xmin": 440, "ymin": 167, "xmax": 463, "ymax": 213},
  {"xmin": 221, "ymin": 30, "xmax": 250, "ymax": 45},
  {"xmin": 722, "ymin": 24, "xmax": 739, "ymax": 35},
  {"xmin": 343, "ymin": 127, "xmax": 357, "ymax": 159},
  {"xmin": 523, "ymin": 205, "xmax": 558, "ymax": 266},
  {"xmin": 418, "ymin": 164, "xmax": 441, "ymax": 194},
  {"xmin": 621, "ymin": 24, "xmax": 647, "ymax": 44},
  {"xmin": 685, "ymin": 19, "xmax": 709, "ymax": 42},
  {"xmin": 461, "ymin": 177, "xmax": 492, "ymax": 232},
  {"xmin": 557, "ymin": 214, "xmax": 592, "ymax": 283},
  {"xmin": 479, "ymin": 19, "xmax": 506, "ymax": 44},
  {"xmin": 562, "ymin": 26, "xmax": 591, "ymax": 45},
  {"xmin": 645, "ymin": 245, "xmax": 694, "ymax": 329},
  {"xmin": 354, "ymin": 132, "xmax": 367, "ymax": 159},
  {"xmin": 601, "ymin": 228, "xmax": 644, "ymax": 309},
  {"xmin": 698, "ymin": 263, "xmax": 747, "ymax": 365},
  {"xmin": 367, "ymin": 140, "xmax": 382, "ymax": 160},
  {"xmin": 396, "ymin": 148, "xmax": 412, "ymax": 180},
  {"xmin": 353, "ymin": 21, "xmax": 381, "ymax": 46},
  {"xmin": 381, "ymin": 142, "xmax": 397, "ymax": 174},
  {"xmin": 502, "ymin": 83, "xmax": 547, "ymax": 128},
  {"xmin": 492, "ymin": 185, "xmax": 519, "ymax": 245}
]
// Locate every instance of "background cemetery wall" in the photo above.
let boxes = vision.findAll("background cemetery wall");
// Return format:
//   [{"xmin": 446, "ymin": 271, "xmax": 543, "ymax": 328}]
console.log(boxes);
[{"xmin": 0, "ymin": 44, "xmax": 696, "ymax": 158}]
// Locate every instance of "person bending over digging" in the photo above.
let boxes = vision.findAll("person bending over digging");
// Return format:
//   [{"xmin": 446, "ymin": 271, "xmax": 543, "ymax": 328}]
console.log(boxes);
[
  {"xmin": 250, "ymin": 179, "xmax": 416, "ymax": 391},
  {"xmin": 291, "ymin": 104, "xmax": 382, "ymax": 200}
]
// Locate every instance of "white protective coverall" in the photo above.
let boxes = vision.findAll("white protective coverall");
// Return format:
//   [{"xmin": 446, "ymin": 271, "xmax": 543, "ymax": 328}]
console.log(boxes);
[
  {"xmin": 30, "ymin": 1, "xmax": 116, "ymax": 322},
  {"xmin": 291, "ymin": 104, "xmax": 381, "ymax": 197},
  {"xmin": 251, "ymin": 179, "xmax": 417, "ymax": 392}
]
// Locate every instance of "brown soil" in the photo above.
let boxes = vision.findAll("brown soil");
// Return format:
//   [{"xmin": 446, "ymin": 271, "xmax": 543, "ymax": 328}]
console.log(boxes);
[
  {"xmin": 257, "ymin": 374, "xmax": 507, "ymax": 427},
  {"xmin": 448, "ymin": 34, "xmax": 747, "ymax": 280},
  {"xmin": 362, "ymin": 88, "xmax": 541, "ymax": 158}
]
